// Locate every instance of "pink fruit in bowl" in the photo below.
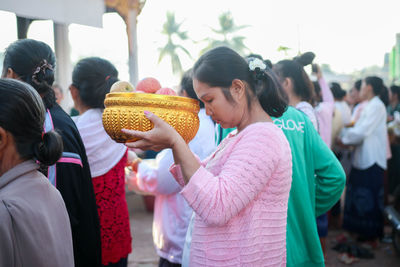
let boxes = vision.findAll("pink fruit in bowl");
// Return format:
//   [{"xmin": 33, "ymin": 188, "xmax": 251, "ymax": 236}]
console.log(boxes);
[
  {"xmin": 136, "ymin": 77, "xmax": 161, "ymax": 93},
  {"xmin": 156, "ymin": 87, "xmax": 177, "ymax": 96}
]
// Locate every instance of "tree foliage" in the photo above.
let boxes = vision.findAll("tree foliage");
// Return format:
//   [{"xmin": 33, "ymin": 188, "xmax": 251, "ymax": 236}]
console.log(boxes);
[
  {"xmin": 158, "ymin": 12, "xmax": 191, "ymax": 75},
  {"xmin": 201, "ymin": 12, "xmax": 249, "ymax": 55}
]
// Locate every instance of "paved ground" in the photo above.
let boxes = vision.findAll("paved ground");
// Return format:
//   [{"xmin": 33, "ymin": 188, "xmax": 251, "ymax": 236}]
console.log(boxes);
[
  {"xmin": 127, "ymin": 192, "xmax": 158, "ymax": 267},
  {"xmin": 126, "ymin": 192, "xmax": 400, "ymax": 266},
  {"xmin": 324, "ymin": 229, "xmax": 399, "ymax": 267}
]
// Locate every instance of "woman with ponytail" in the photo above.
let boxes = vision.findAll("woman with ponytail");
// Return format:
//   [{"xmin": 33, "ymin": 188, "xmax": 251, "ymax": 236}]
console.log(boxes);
[
  {"xmin": 273, "ymin": 53, "xmax": 335, "ymax": 147},
  {"xmin": 2, "ymin": 39, "xmax": 101, "ymax": 267},
  {"xmin": 0, "ymin": 79, "xmax": 73, "ymax": 267},
  {"xmin": 274, "ymin": 54, "xmax": 336, "ymax": 256},
  {"xmin": 123, "ymin": 46, "xmax": 292, "ymax": 266},
  {"xmin": 70, "ymin": 57, "xmax": 132, "ymax": 267},
  {"xmin": 273, "ymin": 55, "xmax": 318, "ymax": 129}
]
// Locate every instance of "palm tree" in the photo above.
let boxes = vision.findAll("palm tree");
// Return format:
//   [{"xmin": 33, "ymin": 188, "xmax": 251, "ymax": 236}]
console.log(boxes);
[
  {"xmin": 158, "ymin": 12, "xmax": 191, "ymax": 75},
  {"xmin": 277, "ymin": 46, "xmax": 291, "ymax": 56},
  {"xmin": 201, "ymin": 12, "xmax": 249, "ymax": 55}
]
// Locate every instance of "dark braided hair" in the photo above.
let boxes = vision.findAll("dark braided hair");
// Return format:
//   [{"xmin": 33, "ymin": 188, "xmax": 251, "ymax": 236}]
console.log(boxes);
[{"xmin": 2, "ymin": 39, "xmax": 57, "ymax": 109}]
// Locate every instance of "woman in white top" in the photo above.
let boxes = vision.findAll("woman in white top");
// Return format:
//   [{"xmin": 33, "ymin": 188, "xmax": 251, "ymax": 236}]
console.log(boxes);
[
  {"xmin": 127, "ymin": 70, "xmax": 216, "ymax": 267},
  {"xmin": 339, "ymin": 76, "xmax": 388, "ymax": 244}
]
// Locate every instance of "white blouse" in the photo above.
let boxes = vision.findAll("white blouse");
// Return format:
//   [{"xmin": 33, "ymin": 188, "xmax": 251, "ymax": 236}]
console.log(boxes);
[
  {"xmin": 335, "ymin": 101, "xmax": 352, "ymax": 126},
  {"xmin": 72, "ymin": 109, "xmax": 127, "ymax": 177},
  {"xmin": 341, "ymin": 96, "xmax": 387, "ymax": 170}
]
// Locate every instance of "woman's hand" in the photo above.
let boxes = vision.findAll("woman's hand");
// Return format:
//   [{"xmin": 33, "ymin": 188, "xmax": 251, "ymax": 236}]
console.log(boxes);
[
  {"xmin": 122, "ymin": 111, "xmax": 182, "ymax": 151},
  {"xmin": 335, "ymin": 137, "xmax": 353, "ymax": 149},
  {"xmin": 312, "ymin": 64, "xmax": 323, "ymax": 80}
]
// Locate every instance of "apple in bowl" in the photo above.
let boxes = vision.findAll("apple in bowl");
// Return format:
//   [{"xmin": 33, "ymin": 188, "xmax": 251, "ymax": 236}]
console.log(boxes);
[{"xmin": 110, "ymin": 81, "xmax": 135, "ymax": 93}]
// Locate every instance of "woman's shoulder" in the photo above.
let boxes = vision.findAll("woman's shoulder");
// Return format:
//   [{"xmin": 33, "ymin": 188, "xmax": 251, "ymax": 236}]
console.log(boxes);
[
  {"xmin": 0, "ymin": 169, "xmax": 62, "ymax": 206},
  {"xmin": 241, "ymin": 121, "xmax": 282, "ymax": 134},
  {"xmin": 364, "ymin": 97, "xmax": 386, "ymax": 115},
  {"xmin": 50, "ymin": 106, "xmax": 81, "ymax": 139},
  {"xmin": 72, "ymin": 109, "xmax": 102, "ymax": 128},
  {"xmin": 49, "ymin": 105, "xmax": 87, "ymax": 153},
  {"xmin": 296, "ymin": 101, "xmax": 313, "ymax": 110},
  {"xmin": 238, "ymin": 122, "xmax": 289, "ymax": 148},
  {"xmin": 229, "ymin": 123, "xmax": 292, "ymax": 173}
]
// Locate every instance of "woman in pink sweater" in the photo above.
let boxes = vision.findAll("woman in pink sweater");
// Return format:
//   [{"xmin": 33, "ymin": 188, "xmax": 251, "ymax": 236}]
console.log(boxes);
[{"xmin": 123, "ymin": 47, "xmax": 292, "ymax": 266}]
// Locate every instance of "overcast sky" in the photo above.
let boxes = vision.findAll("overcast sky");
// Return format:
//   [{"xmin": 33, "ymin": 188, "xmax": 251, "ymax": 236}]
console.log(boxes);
[{"xmin": 1, "ymin": 0, "xmax": 400, "ymax": 87}]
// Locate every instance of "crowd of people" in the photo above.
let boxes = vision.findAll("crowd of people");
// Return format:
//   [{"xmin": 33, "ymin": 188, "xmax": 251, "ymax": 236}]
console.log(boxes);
[{"xmin": 0, "ymin": 38, "xmax": 398, "ymax": 267}]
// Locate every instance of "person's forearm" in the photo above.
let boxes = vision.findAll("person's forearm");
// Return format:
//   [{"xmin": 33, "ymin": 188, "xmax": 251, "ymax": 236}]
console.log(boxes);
[
  {"xmin": 127, "ymin": 150, "xmax": 139, "ymax": 164},
  {"xmin": 171, "ymin": 136, "xmax": 201, "ymax": 184},
  {"xmin": 318, "ymin": 77, "xmax": 334, "ymax": 103}
]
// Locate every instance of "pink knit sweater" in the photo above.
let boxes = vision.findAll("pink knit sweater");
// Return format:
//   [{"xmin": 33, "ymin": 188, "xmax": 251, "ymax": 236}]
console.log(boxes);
[{"xmin": 170, "ymin": 122, "xmax": 292, "ymax": 266}]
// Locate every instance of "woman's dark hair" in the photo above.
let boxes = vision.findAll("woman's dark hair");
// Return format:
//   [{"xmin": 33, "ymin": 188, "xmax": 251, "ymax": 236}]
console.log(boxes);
[
  {"xmin": 273, "ymin": 59, "xmax": 315, "ymax": 105},
  {"xmin": 180, "ymin": 69, "xmax": 204, "ymax": 108},
  {"xmin": 364, "ymin": 76, "xmax": 384, "ymax": 96},
  {"xmin": 2, "ymin": 39, "xmax": 56, "ymax": 109},
  {"xmin": 330, "ymin": 82, "xmax": 346, "ymax": 100},
  {"xmin": 354, "ymin": 79, "xmax": 362, "ymax": 91},
  {"xmin": 0, "ymin": 79, "xmax": 63, "ymax": 165},
  {"xmin": 193, "ymin": 46, "xmax": 287, "ymax": 117},
  {"xmin": 390, "ymin": 85, "xmax": 400, "ymax": 102},
  {"xmin": 379, "ymin": 85, "xmax": 390, "ymax": 107},
  {"xmin": 293, "ymin": 52, "xmax": 315, "ymax": 67},
  {"xmin": 72, "ymin": 57, "xmax": 119, "ymax": 109}
]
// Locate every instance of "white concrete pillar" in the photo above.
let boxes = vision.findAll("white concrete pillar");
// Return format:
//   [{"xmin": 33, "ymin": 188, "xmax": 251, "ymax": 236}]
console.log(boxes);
[
  {"xmin": 126, "ymin": 9, "xmax": 139, "ymax": 86},
  {"xmin": 53, "ymin": 22, "xmax": 74, "ymax": 113}
]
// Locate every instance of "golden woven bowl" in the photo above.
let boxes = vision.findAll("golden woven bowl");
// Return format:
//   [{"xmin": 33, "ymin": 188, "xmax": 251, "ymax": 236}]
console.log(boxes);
[{"xmin": 102, "ymin": 92, "xmax": 200, "ymax": 143}]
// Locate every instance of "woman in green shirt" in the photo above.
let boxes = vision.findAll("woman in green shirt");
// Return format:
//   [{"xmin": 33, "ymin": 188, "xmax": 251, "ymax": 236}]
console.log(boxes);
[{"xmin": 274, "ymin": 106, "xmax": 345, "ymax": 266}]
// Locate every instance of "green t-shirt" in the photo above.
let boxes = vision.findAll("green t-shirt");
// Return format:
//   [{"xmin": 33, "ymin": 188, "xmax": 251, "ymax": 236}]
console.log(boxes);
[
  {"xmin": 387, "ymin": 103, "xmax": 400, "ymax": 117},
  {"xmin": 215, "ymin": 124, "xmax": 236, "ymax": 145},
  {"xmin": 274, "ymin": 107, "xmax": 345, "ymax": 267}
]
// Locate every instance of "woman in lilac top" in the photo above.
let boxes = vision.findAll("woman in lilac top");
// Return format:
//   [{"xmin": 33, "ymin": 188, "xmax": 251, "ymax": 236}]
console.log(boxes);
[
  {"xmin": 312, "ymin": 66, "xmax": 335, "ymax": 148},
  {"xmin": 123, "ymin": 47, "xmax": 292, "ymax": 266}
]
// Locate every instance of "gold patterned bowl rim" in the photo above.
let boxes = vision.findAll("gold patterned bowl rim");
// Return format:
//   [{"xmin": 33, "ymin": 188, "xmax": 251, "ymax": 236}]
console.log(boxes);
[{"xmin": 105, "ymin": 92, "xmax": 200, "ymax": 105}]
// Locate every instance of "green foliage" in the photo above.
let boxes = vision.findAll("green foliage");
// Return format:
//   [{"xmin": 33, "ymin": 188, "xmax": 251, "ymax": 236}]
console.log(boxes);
[
  {"xmin": 157, "ymin": 11, "xmax": 250, "ymax": 74},
  {"xmin": 201, "ymin": 12, "xmax": 249, "ymax": 56},
  {"xmin": 277, "ymin": 46, "xmax": 291, "ymax": 56}
]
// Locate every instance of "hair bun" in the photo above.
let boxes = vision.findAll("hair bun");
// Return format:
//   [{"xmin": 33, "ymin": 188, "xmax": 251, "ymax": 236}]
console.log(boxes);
[
  {"xmin": 330, "ymin": 82, "xmax": 346, "ymax": 99},
  {"xmin": 264, "ymin": 59, "xmax": 273, "ymax": 69},
  {"xmin": 33, "ymin": 131, "xmax": 63, "ymax": 166},
  {"xmin": 294, "ymin": 52, "xmax": 315, "ymax": 66}
]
